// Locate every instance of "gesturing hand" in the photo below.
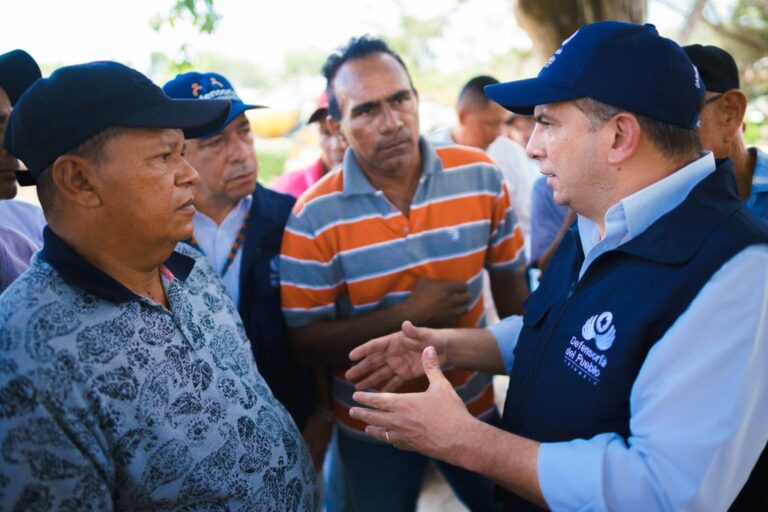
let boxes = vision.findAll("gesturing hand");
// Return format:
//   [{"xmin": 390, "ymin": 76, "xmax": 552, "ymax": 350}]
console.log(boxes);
[
  {"xmin": 346, "ymin": 321, "xmax": 446, "ymax": 391},
  {"xmin": 349, "ymin": 345, "xmax": 474, "ymax": 462}
]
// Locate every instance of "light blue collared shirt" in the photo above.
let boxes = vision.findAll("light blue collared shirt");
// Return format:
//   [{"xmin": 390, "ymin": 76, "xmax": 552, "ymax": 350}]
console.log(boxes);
[
  {"xmin": 0, "ymin": 199, "xmax": 46, "ymax": 247},
  {"xmin": 191, "ymin": 195, "xmax": 252, "ymax": 306},
  {"xmin": 747, "ymin": 147, "xmax": 768, "ymax": 221},
  {"xmin": 490, "ymin": 152, "xmax": 768, "ymax": 510}
]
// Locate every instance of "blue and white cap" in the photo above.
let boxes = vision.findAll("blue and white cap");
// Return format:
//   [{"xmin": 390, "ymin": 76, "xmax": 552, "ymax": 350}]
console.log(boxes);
[{"xmin": 163, "ymin": 71, "xmax": 265, "ymax": 137}]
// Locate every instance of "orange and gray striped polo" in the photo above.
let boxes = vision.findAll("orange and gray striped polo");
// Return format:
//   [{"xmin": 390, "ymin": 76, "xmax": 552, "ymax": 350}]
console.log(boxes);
[{"xmin": 280, "ymin": 137, "xmax": 525, "ymax": 437}]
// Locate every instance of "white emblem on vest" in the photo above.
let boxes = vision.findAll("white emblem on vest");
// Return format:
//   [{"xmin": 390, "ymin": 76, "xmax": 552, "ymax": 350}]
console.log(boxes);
[{"xmin": 582, "ymin": 311, "xmax": 616, "ymax": 351}]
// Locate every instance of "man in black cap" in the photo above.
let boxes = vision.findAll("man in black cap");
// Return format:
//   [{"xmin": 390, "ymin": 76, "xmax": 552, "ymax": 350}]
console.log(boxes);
[
  {"xmin": 345, "ymin": 21, "xmax": 768, "ymax": 511},
  {"xmin": 0, "ymin": 61, "xmax": 317, "ymax": 510},
  {"xmin": 684, "ymin": 44, "xmax": 768, "ymax": 222},
  {"xmin": 0, "ymin": 49, "xmax": 44, "ymax": 291}
]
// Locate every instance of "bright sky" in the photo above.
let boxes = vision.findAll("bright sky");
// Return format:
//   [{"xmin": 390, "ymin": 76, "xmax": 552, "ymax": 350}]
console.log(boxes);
[{"xmin": 6, "ymin": 0, "xmax": 687, "ymax": 78}]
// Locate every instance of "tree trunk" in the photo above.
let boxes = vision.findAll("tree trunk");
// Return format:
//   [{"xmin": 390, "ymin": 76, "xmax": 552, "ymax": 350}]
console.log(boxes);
[{"xmin": 514, "ymin": 0, "xmax": 647, "ymax": 64}]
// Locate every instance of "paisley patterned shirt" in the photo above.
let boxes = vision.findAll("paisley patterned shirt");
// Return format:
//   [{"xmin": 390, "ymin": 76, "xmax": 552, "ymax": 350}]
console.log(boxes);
[{"xmin": 0, "ymin": 229, "xmax": 318, "ymax": 511}]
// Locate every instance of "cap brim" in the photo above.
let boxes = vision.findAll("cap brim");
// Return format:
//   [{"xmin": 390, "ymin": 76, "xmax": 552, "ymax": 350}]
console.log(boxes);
[
  {"xmin": 0, "ymin": 50, "xmax": 42, "ymax": 106},
  {"xmin": 308, "ymin": 107, "xmax": 328, "ymax": 124},
  {"xmin": 484, "ymin": 78, "xmax": 585, "ymax": 115},
  {"xmin": 118, "ymin": 97, "xmax": 231, "ymax": 139},
  {"xmin": 200, "ymin": 101, "xmax": 266, "ymax": 138},
  {"xmin": 15, "ymin": 170, "xmax": 37, "ymax": 187}
]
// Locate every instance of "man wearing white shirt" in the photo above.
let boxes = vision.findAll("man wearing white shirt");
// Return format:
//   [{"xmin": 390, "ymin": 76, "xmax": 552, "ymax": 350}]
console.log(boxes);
[
  {"xmin": 163, "ymin": 72, "xmax": 330, "ymax": 470},
  {"xmin": 429, "ymin": 75, "xmax": 538, "ymax": 238},
  {"xmin": 344, "ymin": 21, "xmax": 767, "ymax": 511}
]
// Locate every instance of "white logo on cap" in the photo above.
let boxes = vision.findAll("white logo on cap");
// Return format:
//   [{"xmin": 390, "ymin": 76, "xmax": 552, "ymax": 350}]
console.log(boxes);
[
  {"xmin": 544, "ymin": 29, "xmax": 579, "ymax": 68},
  {"xmin": 693, "ymin": 64, "xmax": 701, "ymax": 89}
]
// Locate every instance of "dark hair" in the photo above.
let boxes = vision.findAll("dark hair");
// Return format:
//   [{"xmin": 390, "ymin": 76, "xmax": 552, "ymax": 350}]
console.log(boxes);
[
  {"xmin": 458, "ymin": 75, "xmax": 499, "ymax": 108},
  {"xmin": 36, "ymin": 126, "xmax": 126, "ymax": 216},
  {"xmin": 322, "ymin": 35, "xmax": 414, "ymax": 120},
  {"xmin": 574, "ymin": 98, "xmax": 702, "ymax": 159}
]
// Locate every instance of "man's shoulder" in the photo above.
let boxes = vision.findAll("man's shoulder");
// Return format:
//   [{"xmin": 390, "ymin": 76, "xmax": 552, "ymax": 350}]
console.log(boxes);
[
  {"xmin": 434, "ymin": 144, "xmax": 496, "ymax": 169},
  {"xmin": 291, "ymin": 166, "xmax": 345, "ymax": 216},
  {"xmin": 253, "ymin": 184, "xmax": 296, "ymax": 219},
  {"xmin": 0, "ymin": 255, "xmax": 79, "ymax": 343}
]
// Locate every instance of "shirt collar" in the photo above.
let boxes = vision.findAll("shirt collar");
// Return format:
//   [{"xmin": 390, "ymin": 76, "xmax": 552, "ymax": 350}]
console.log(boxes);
[
  {"xmin": 193, "ymin": 194, "xmax": 252, "ymax": 229},
  {"xmin": 751, "ymin": 147, "xmax": 768, "ymax": 193},
  {"xmin": 342, "ymin": 137, "xmax": 441, "ymax": 196},
  {"xmin": 40, "ymin": 226, "xmax": 196, "ymax": 303},
  {"xmin": 578, "ymin": 152, "xmax": 717, "ymax": 255}
]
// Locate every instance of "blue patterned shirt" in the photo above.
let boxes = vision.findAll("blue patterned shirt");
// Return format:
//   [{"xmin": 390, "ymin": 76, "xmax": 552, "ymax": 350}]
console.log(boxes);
[{"xmin": 0, "ymin": 228, "xmax": 318, "ymax": 511}]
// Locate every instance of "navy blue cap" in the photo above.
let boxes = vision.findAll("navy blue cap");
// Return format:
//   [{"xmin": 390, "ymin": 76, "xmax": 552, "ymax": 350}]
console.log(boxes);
[
  {"xmin": 3, "ymin": 61, "xmax": 230, "ymax": 180},
  {"xmin": 0, "ymin": 49, "xmax": 41, "ymax": 106},
  {"xmin": 163, "ymin": 71, "xmax": 264, "ymax": 137},
  {"xmin": 485, "ymin": 21, "xmax": 704, "ymax": 129},
  {"xmin": 683, "ymin": 44, "xmax": 740, "ymax": 93}
]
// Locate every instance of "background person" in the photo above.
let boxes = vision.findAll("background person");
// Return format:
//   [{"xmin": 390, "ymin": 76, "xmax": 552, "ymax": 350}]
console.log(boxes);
[
  {"xmin": 272, "ymin": 91, "xmax": 347, "ymax": 198},
  {"xmin": 0, "ymin": 49, "xmax": 46, "ymax": 246},
  {"xmin": 280, "ymin": 35, "xmax": 528, "ymax": 511},
  {"xmin": 684, "ymin": 43, "xmax": 768, "ymax": 221},
  {"xmin": 429, "ymin": 75, "xmax": 538, "ymax": 240}
]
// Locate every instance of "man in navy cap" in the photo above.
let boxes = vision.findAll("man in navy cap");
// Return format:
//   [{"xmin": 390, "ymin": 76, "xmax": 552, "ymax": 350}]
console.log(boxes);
[
  {"xmin": 344, "ymin": 21, "xmax": 768, "ymax": 511},
  {"xmin": 164, "ymin": 71, "xmax": 331, "ymax": 471},
  {"xmin": 0, "ymin": 49, "xmax": 46, "ymax": 245},
  {"xmin": 0, "ymin": 61, "xmax": 317, "ymax": 509},
  {"xmin": 684, "ymin": 44, "xmax": 768, "ymax": 222}
]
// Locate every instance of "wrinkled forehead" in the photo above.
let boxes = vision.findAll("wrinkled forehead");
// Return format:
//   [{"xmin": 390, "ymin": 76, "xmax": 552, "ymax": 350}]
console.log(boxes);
[{"xmin": 333, "ymin": 54, "xmax": 412, "ymax": 105}]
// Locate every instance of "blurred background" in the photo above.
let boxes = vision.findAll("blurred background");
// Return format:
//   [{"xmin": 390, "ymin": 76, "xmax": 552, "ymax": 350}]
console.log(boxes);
[{"xmin": 6, "ymin": 0, "xmax": 768, "ymax": 189}]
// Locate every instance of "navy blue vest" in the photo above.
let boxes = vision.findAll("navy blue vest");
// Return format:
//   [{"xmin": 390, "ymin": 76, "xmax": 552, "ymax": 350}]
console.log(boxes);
[
  {"xmin": 237, "ymin": 185, "xmax": 317, "ymax": 430},
  {"xmin": 186, "ymin": 185, "xmax": 317, "ymax": 429},
  {"xmin": 500, "ymin": 160, "xmax": 768, "ymax": 510}
]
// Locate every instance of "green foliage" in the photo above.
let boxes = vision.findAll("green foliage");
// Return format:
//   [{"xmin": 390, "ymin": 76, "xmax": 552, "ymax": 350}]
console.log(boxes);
[
  {"xmin": 283, "ymin": 48, "xmax": 328, "ymax": 80},
  {"xmin": 150, "ymin": 0, "xmax": 222, "ymax": 73},
  {"xmin": 256, "ymin": 146, "xmax": 290, "ymax": 186},
  {"xmin": 150, "ymin": 0, "xmax": 221, "ymax": 35},
  {"xmin": 744, "ymin": 121, "xmax": 764, "ymax": 146}
]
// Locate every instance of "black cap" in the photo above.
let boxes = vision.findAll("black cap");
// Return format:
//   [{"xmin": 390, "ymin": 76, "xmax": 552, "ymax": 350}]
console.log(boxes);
[
  {"xmin": 683, "ymin": 44, "xmax": 740, "ymax": 93},
  {"xmin": 3, "ymin": 61, "xmax": 230, "ymax": 180},
  {"xmin": 0, "ymin": 49, "xmax": 42, "ymax": 106}
]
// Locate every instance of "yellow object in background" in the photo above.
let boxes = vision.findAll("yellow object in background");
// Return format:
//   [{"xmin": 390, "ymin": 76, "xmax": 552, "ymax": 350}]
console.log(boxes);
[{"xmin": 247, "ymin": 109, "xmax": 299, "ymax": 138}]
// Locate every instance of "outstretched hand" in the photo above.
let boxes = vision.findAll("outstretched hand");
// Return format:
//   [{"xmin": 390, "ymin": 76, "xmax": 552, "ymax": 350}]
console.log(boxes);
[
  {"xmin": 349, "ymin": 345, "xmax": 473, "ymax": 461},
  {"xmin": 346, "ymin": 321, "xmax": 447, "ymax": 391}
]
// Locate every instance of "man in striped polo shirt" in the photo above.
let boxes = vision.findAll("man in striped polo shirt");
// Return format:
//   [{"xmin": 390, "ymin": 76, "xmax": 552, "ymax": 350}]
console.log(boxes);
[{"xmin": 280, "ymin": 36, "xmax": 528, "ymax": 511}]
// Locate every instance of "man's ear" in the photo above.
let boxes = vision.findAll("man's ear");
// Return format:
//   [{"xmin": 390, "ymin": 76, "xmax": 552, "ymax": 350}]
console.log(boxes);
[
  {"xmin": 606, "ymin": 112, "xmax": 641, "ymax": 166},
  {"xmin": 717, "ymin": 89, "xmax": 748, "ymax": 142},
  {"xmin": 50, "ymin": 155, "xmax": 103, "ymax": 208},
  {"xmin": 457, "ymin": 105, "xmax": 469, "ymax": 125},
  {"xmin": 325, "ymin": 115, "xmax": 348, "ymax": 144}
]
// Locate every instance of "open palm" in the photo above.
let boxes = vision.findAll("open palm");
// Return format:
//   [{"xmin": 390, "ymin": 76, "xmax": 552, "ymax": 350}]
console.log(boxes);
[{"xmin": 346, "ymin": 321, "xmax": 446, "ymax": 392}]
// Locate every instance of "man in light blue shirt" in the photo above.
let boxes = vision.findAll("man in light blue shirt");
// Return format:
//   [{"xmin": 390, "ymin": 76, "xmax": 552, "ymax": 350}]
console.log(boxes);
[
  {"xmin": 0, "ymin": 49, "xmax": 46, "ymax": 247},
  {"xmin": 684, "ymin": 44, "xmax": 768, "ymax": 222},
  {"xmin": 343, "ymin": 22, "xmax": 768, "ymax": 511}
]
